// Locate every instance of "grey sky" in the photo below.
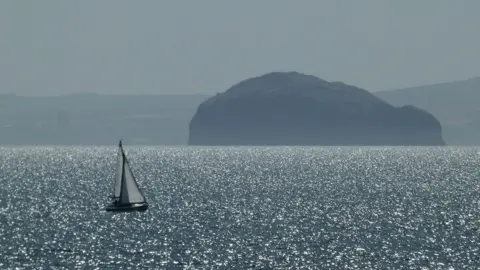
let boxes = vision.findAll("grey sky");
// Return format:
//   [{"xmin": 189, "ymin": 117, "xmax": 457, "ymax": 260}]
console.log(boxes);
[{"xmin": 1, "ymin": 0, "xmax": 479, "ymax": 95}]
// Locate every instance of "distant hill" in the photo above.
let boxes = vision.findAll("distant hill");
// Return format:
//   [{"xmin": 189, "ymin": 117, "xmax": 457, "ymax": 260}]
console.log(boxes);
[
  {"xmin": 0, "ymin": 94, "xmax": 209, "ymax": 145},
  {"xmin": 189, "ymin": 72, "xmax": 445, "ymax": 146},
  {"xmin": 375, "ymin": 77, "xmax": 480, "ymax": 145}
]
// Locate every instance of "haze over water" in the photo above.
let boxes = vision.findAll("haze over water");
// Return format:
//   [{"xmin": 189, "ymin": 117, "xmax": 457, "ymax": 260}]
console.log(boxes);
[
  {"xmin": 0, "ymin": 146, "xmax": 479, "ymax": 269},
  {"xmin": 2, "ymin": 1, "xmax": 480, "ymax": 96}
]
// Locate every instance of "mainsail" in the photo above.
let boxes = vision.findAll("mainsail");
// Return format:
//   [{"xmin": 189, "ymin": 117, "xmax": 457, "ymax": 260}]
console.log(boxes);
[
  {"xmin": 113, "ymin": 145, "xmax": 124, "ymax": 198},
  {"xmin": 117, "ymin": 147, "xmax": 146, "ymax": 205}
]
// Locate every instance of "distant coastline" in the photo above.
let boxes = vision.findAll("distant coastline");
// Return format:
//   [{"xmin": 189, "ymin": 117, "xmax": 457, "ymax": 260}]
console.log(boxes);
[{"xmin": 1, "ymin": 75, "xmax": 479, "ymax": 145}]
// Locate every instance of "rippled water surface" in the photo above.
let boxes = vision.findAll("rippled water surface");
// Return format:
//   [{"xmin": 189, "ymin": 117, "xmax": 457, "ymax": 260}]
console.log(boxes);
[{"xmin": 1, "ymin": 146, "xmax": 480, "ymax": 269}]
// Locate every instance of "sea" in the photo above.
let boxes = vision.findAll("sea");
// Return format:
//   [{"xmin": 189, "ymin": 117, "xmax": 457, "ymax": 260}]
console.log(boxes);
[{"xmin": 1, "ymin": 146, "xmax": 480, "ymax": 269}]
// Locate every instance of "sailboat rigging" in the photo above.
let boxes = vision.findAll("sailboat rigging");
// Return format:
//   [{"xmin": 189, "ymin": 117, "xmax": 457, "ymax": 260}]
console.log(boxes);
[{"xmin": 106, "ymin": 140, "xmax": 148, "ymax": 212}]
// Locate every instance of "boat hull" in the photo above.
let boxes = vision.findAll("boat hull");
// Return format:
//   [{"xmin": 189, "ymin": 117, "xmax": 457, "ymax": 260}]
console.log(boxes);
[{"xmin": 105, "ymin": 202, "xmax": 148, "ymax": 212}]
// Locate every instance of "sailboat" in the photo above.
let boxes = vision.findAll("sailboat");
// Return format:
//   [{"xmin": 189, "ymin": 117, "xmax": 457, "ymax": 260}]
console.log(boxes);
[{"xmin": 106, "ymin": 140, "xmax": 149, "ymax": 212}]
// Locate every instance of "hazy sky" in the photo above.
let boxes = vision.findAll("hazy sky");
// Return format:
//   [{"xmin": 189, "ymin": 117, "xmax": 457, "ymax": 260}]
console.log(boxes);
[{"xmin": 1, "ymin": 1, "xmax": 479, "ymax": 95}]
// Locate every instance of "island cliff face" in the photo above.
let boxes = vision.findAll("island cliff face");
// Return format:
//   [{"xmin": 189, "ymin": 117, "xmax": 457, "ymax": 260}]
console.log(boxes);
[{"xmin": 188, "ymin": 72, "xmax": 445, "ymax": 146}]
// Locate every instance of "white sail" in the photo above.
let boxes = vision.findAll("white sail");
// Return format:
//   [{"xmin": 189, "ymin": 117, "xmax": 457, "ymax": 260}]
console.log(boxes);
[
  {"xmin": 113, "ymin": 146, "xmax": 124, "ymax": 198},
  {"xmin": 118, "ymin": 154, "xmax": 146, "ymax": 204}
]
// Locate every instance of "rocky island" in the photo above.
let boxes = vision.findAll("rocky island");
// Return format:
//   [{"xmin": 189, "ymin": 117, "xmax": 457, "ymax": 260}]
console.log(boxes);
[{"xmin": 188, "ymin": 72, "xmax": 445, "ymax": 146}]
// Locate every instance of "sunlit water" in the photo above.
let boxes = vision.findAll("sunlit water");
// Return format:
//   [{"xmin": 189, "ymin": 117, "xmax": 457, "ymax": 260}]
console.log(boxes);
[{"xmin": 1, "ymin": 146, "xmax": 480, "ymax": 269}]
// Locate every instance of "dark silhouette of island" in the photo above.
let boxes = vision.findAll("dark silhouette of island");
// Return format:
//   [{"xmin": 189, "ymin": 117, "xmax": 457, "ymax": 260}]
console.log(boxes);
[
  {"xmin": 189, "ymin": 72, "xmax": 445, "ymax": 146},
  {"xmin": 375, "ymin": 77, "xmax": 480, "ymax": 145}
]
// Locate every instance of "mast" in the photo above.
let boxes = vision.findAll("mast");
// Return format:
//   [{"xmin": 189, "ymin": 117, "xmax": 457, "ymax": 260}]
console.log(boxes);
[
  {"xmin": 112, "ymin": 139, "xmax": 124, "ymax": 198},
  {"xmin": 118, "ymin": 145, "xmax": 127, "ymax": 203},
  {"xmin": 117, "ymin": 140, "xmax": 125, "ymax": 199}
]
